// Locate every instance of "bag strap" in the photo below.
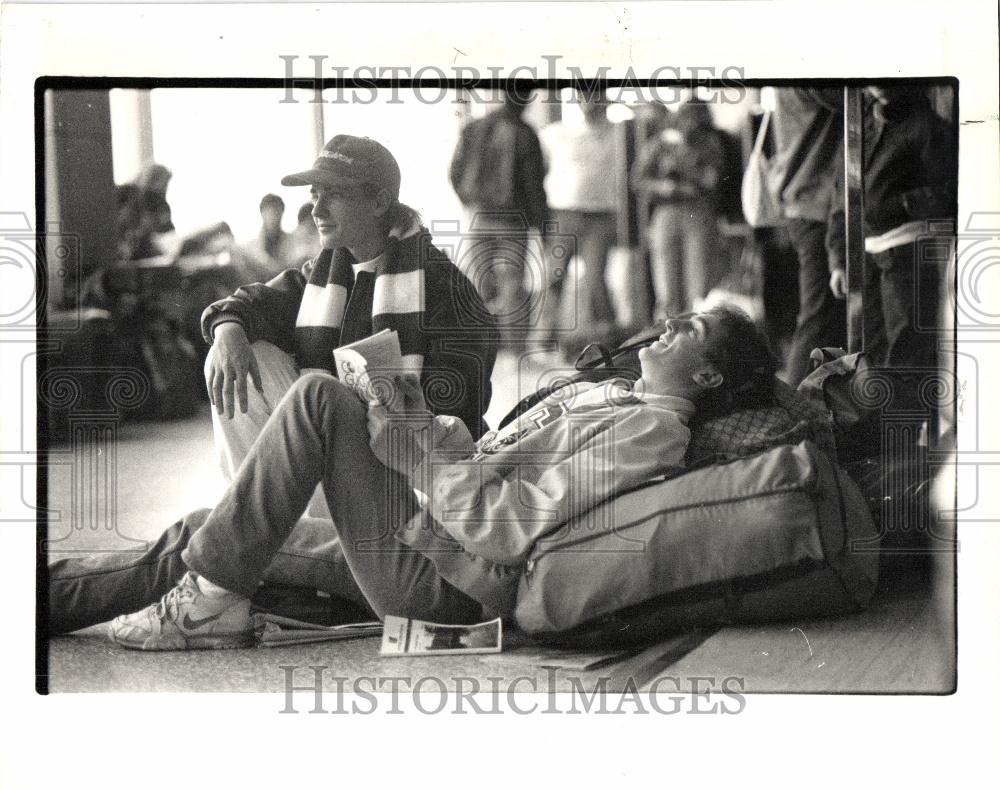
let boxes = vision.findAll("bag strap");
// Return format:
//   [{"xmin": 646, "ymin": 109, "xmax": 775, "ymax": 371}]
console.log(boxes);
[
  {"xmin": 497, "ymin": 335, "xmax": 657, "ymax": 429},
  {"xmin": 574, "ymin": 334, "xmax": 660, "ymax": 372},
  {"xmin": 574, "ymin": 342, "xmax": 615, "ymax": 371}
]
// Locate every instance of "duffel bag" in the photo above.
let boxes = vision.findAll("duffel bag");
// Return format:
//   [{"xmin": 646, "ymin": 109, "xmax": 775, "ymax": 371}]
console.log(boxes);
[{"xmin": 514, "ymin": 440, "xmax": 879, "ymax": 646}]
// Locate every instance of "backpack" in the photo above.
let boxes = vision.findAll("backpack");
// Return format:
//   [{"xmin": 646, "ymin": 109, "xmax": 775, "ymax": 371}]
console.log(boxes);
[
  {"xmin": 797, "ymin": 348, "xmax": 936, "ymax": 462},
  {"xmin": 797, "ymin": 348, "xmax": 944, "ymax": 552}
]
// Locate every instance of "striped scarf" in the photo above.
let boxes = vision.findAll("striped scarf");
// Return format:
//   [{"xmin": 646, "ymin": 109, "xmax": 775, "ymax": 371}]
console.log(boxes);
[{"xmin": 294, "ymin": 223, "xmax": 426, "ymax": 371}]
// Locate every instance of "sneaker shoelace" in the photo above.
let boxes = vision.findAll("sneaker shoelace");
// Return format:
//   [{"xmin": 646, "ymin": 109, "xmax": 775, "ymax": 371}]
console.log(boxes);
[{"xmin": 152, "ymin": 578, "xmax": 198, "ymax": 625}]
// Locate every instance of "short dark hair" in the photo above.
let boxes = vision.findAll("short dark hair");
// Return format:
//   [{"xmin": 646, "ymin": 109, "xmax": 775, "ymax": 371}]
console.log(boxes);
[
  {"xmin": 699, "ymin": 305, "xmax": 778, "ymax": 411},
  {"xmin": 260, "ymin": 193, "xmax": 284, "ymax": 213},
  {"xmin": 296, "ymin": 202, "xmax": 313, "ymax": 225}
]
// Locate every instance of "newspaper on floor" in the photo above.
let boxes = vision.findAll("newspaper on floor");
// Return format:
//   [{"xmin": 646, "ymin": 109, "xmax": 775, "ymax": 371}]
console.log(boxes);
[
  {"xmin": 380, "ymin": 614, "xmax": 502, "ymax": 656},
  {"xmin": 253, "ymin": 612, "xmax": 383, "ymax": 647},
  {"xmin": 478, "ymin": 645, "xmax": 632, "ymax": 672}
]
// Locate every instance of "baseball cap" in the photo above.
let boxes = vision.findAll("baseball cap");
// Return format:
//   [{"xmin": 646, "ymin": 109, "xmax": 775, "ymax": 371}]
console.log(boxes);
[{"xmin": 281, "ymin": 135, "xmax": 401, "ymax": 199}]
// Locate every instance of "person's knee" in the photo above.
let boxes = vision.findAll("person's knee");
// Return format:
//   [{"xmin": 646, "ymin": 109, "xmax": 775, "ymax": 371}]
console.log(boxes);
[
  {"xmin": 242, "ymin": 341, "xmax": 300, "ymax": 402},
  {"xmin": 250, "ymin": 339, "xmax": 290, "ymax": 362},
  {"xmin": 291, "ymin": 371, "xmax": 350, "ymax": 408},
  {"xmin": 250, "ymin": 341, "xmax": 298, "ymax": 379}
]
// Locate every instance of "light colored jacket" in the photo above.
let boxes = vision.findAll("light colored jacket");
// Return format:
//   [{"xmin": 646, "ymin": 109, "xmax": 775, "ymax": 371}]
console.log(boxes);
[{"xmin": 395, "ymin": 380, "xmax": 694, "ymax": 615}]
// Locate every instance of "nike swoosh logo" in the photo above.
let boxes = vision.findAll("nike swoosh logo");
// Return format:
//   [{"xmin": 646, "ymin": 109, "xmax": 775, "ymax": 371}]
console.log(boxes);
[{"xmin": 182, "ymin": 611, "xmax": 225, "ymax": 630}]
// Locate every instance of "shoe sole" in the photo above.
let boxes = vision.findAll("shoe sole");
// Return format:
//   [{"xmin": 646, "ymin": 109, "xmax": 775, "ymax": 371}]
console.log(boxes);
[{"xmin": 109, "ymin": 628, "xmax": 255, "ymax": 652}]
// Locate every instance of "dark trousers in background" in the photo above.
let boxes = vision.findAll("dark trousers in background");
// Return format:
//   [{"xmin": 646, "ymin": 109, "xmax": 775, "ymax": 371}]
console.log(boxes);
[
  {"xmin": 864, "ymin": 238, "xmax": 941, "ymax": 370},
  {"xmin": 785, "ymin": 219, "xmax": 847, "ymax": 385}
]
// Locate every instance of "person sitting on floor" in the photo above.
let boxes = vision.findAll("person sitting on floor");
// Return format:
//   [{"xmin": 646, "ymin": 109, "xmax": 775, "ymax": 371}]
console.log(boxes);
[
  {"xmin": 203, "ymin": 134, "xmax": 499, "ymax": 500},
  {"xmin": 47, "ymin": 305, "xmax": 776, "ymax": 650}
]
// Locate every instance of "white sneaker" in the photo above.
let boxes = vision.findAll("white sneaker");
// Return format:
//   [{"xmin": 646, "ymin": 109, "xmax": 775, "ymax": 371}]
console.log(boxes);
[{"xmin": 108, "ymin": 572, "xmax": 253, "ymax": 651}]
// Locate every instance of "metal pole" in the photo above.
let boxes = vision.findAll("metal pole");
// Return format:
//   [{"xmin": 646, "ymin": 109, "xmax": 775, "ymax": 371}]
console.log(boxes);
[
  {"xmin": 311, "ymin": 88, "xmax": 325, "ymax": 155},
  {"xmin": 843, "ymin": 87, "xmax": 866, "ymax": 353}
]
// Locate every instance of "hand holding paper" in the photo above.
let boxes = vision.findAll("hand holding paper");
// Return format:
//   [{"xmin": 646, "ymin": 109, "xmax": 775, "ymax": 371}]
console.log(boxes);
[
  {"xmin": 365, "ymin": 373, "xmax": 434, "ymax": 476},
  {"xmin": 366, "ymin": 377, "xmax": 433, "ymax": 475},
  {"xmin": 332, "ymin": 328, "xmax": 403, "ymax": 406},
  {"xmin": 382, "ymin": 373, "xmax": 430, "ymax": 415}
]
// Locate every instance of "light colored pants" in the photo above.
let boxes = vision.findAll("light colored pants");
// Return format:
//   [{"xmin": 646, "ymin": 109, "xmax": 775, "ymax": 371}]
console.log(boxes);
[
  {"xmin": 207, "ymin": 340, "xmax": 331, "ymax": 519},
  {"xmin": 647, "ymin": 201, "xmax": 721, "ymax": 320}
]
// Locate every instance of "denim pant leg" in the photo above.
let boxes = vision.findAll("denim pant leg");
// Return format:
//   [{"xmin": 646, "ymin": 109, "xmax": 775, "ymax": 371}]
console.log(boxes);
[
  {"xmin": 182, "ymin": 373, "xmax": 482, "ymax": 623},
  {"xmin": 48, "ymin": 509, "xmax": 212, "ymax": 634},
  {"xmin": 48, "ymin": 510, "xmax": 372, "ymax": 635},
  {"xmin": 680, "ymin": 200, "xmax": 720, "ymax": 309},
  {"xmin": 535, "ymin": 209, "xmax": 583, "ymax": 344},
  {"xmin": 648, "ymin": 205, "xmax": 685, "ymax": 320},
  {"xmin": 785, "ymin": 219, "xmax": 847, "ymax": 385},
  {"xmin": 578, "ymin": 211, "xmax": 617, "ymax": 325},
  {"xmin": 260, "ymin": 517, "xmax": 372, "ymax": 612},
  {"xmin": 461, "ymin": 211, "xmax": 531, "ymax": 341}
]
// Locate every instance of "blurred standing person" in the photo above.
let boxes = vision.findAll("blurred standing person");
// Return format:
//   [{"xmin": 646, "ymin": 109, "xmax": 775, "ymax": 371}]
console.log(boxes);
[
  {"xmin": 234, "ymin": 193, "xmax": 295, "ymax": 281},
  {"xmin": 116, "ymin": 163, "xmax": 176, "ymax": 260},
  {"xmin": 449, "ymin": 86, "xmax": 548, "ymax": 344},
  {"xmin": 632, "ymin": 98, "xmax": 725, "ymax": 320},
  {"xmin": 288, "ymin": 201, "xmax": 320, "ymax": 266},
  {"xmin": 826, "ymin": 86, "xmax": 956, "ymax": 370},
  {"xmin": 770, "ymin": 88, "xmax": 846, "ymax": 385},
  {"xmin": 537, "ymin": 88, "xmax": 619, "ymax": 342}
]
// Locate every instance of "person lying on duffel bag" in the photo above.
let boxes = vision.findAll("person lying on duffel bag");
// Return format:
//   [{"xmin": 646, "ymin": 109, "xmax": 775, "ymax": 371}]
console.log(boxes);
[{"xmin": 50, "ymin": 305, "xmax": 776, "ymax": 650}]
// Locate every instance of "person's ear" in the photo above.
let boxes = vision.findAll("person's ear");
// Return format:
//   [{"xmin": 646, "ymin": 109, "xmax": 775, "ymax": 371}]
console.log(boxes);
[
  {"xmin": 692, "ymin": 368, "xmax": 723, "ymax": 390},
  {"xmin": 371, "ymin": 188, "xmax": 392, "ymax": 218}
]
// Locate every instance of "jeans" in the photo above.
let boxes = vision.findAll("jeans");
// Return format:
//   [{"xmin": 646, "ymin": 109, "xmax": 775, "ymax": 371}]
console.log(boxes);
[
  {"xmin": 458, "ymin": 210, "xmax": 532, "ymax": 346},
  {"xmin": 48, "ymin": 510, "xmax": 372, "ymax": 634},
  {"xmin": 785, "ymin": 219, "xmax": 847, "ymax": 385},
  {"xmin": 49, "ymin": 374, "xmax": 483, "ymax": 633},
  {"xmin": 647, "ymin": 201, "xmax": 720, "ymax": 320},
  {"xmin": 546, "ymin": 209, "xmax": 618, "ymax": 327}
]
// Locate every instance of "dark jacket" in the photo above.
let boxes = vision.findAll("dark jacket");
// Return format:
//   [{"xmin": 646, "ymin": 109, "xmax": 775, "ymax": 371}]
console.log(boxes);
[
  {"xmin": 449, "ymin": 108, "xmax": 549, "ymax": 231},
  {"xmin": 827, "ymin": 92, "xmax": 956, "ymax": 271},
  {"xmin": 201, "ymin": 232, "xmax": 500, "ymax": 439},
  {"xmin": 631, "ymin": 103, "xmax": 726, "ymax": 209}
]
